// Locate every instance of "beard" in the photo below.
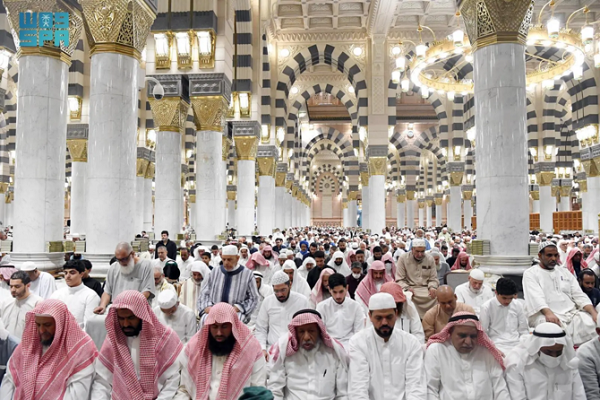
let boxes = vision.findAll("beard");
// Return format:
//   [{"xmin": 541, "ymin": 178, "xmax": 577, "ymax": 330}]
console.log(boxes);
[
  {"xmin": 208, "ymin": 333, "xmax": 236, "ymax": 356},
  {"xmin": 276, "ymin": 292, "xmax": 291, "ymax": 303},
  {"xmin": 121, "ymin": 320, "xmax": 143, "ymax": 337},
  {"xmin": 120, "ymin": 257, "xmax": 136, "ymax": 276},
  {"xmin": 374, "ymin": 324, "xmax": 394, "ymax": 339}
]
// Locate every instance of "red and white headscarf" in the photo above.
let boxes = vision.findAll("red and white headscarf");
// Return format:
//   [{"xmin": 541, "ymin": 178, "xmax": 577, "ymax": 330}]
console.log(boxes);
[
  {"xmin": 565, "ymin": 247, "xmax": 588, "ymax": 275},
  {"xmin": 355, "ymin": 260, "xmax": 393, "ymax": 306},
  {"xmin": 185, "ymin": 302, "xmax": 263, "ymax": 400},
  {"xmin": 8, "ymin": 299, "xmax": 97, "ymax": 400},
  {"xmin": 98, "ymin": 290, "xmax": 183, "ymax": 400},
  {"xmin": 381, "ymin": 253, "xmax": 398, "ymax": 279},
  {"xmin": 245, "ymin": 252, "xmax": 268, "ymax": 270},
  {"xmin": 451, "ymin": 252, "xmax": 472, "ymax": 271},
  {"xmin": 379, "ymin": 281, "xmax": 406, "ymax": 303},
  {"xmin": 345, "ymin": 250, "xmax": 356, "ymax": 267},
  {"xmin": 427, "ymin": 311, "xmax": 505, "ymax": 370},
  {"xmin": 261, "ymin": 245, "xmax": 279, "ymax": 262},
  {"xmin": 310, "ymin": 268, "xmax": 334, "ymax": 305}
]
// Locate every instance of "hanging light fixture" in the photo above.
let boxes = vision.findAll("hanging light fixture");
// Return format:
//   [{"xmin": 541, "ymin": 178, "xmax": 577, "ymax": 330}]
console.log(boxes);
[
  {"xmin": 416, "ymin": 44, "xmax": 427, "ymax": 61},
  {"xmin": 542, "ymin": 79, "xmax": 555, "ymax": 90},
  {"xmin": 447, "ymin": 91, "xmax": 455, "ymax": 101},
  {"xmin": 391, "ymin": 69, "xmax": 401, "ymax": 84},
  {"xmin": 547, "ymin": 18, "xmax": 560, "ymax": 38},
  {"xmin": 421, "ymin": 86, "xmax": 429, "ymax": 99},
  {"xmin": 395, "ymin": 56, "xmax": 406, "ymax": 72},
  {"xmin": 401, "ymin": 78, "xmax": 410, "ymax": 93}
]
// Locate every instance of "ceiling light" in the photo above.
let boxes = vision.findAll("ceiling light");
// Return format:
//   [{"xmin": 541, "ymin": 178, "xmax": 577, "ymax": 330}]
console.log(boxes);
[
  {"xmin": 353, "ymin": 47, "xmax": 363, "ymax": 56},
  {"xmin": 291, "ymin": 86, "xmax": 299, "ymax": 94},
  {"xmin": 392, "ymin": 45, "xmax": 402, "ymax": 55},
  {"xmin": 401, "ymin": 78, "xmax": 409, "ymax": 93},
  {"xmin": 280, "ymin": 48, "xmax": 290, "ymax": 58},
  {"xmin": 547, "ymin": 19, "xmax": 560, "ymax": 38}
]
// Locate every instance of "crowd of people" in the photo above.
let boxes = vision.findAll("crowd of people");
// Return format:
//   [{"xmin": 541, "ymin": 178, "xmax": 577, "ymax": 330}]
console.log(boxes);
[{"xmin": 0, "ymin": 226, "xmax": 599, "ymax": 399}]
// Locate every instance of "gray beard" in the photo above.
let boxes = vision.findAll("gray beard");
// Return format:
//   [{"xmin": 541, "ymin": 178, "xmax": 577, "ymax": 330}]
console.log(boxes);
[{"xmin": 120, "ymin": 258, "xmax": 136, "ymax": 276}]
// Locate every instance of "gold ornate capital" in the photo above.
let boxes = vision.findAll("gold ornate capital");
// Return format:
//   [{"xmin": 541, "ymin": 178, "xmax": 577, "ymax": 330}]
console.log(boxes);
[
  {"xmin": 222, "ymin": 137, "xmax": 231, "ymax": 162},
  {"xmin": 360, "ymin": 171, "xmax": 369, "ymax": 187},
  {"xmin": 368, "ymin": 157, "xmax": 387, "ymax": 176},
  {"xmin": 342, "ymin": 201, "xmax": 348, "ymax": 209},
  {"xmin": 418, "ymin": 201, "xmax": 426, "ymax": 209},
  {"xmin": 292, "ymin": 185, "xmax": 299, "ymax": 198},
  {"xmin": 79, "ymin": 0, "xmax": 156, "ymax": 61},
  {"xmin": 550, "ymin": 186, "xmax": 560, "ymax": 198},
  {"xmin": 348, "ymin": 191, "xmax": 359, "ymax": 201},
  {"xmin": 191, "ymin": 96, "xmax": 228, "ymax": 133},
  {"xmin": 397, "ymin": 194, "xmax": 406, "ymax": 203},
  {"xmin": 5, "ymin": 190, "xmax": 13, "ymax": 204},
  {"xmin": 434, "ymin": 198, "xmax": 443, "ymax": 206},
  {"xmin": 285, "ymin": 179, "xmax": 293, "ymax": 190},
  {"xmin": 582, "ymin": 158, "xmax": 600, "ymax": 178},
  {"xmin": 67, "ymin": 139, "xmax": 88, "ymax": 162},
  {"xmin": 530, "ymin": 190, "xmax": 540, "ymax": 200},
  {"xmin": 449, "ymin": 172, "xmax": 464, "ymax": 187},
  {"xmin": 462, "ymin": 191, "xmax": 473, "ymax": 201},
  {"xmin": 257, "ymin": 157, "xmax": 276, "ymax": 177},
  {"xmin": 275, "ymin": 172, "xmax": 287, "ymax": 187},
  {"xmin": 559, "ymin": 186, "xmax": 571, "ymax": 198},
  {"xmin": 459, "ymin": 0, "xmax": 533, "ymax": 52},
  {"xmin": 406, "ymin": 191, "xmax": 416, "ymax": 201},
  {"xmin": 145, "ymin": 161, "xmax": 155, "ymax": 179},
  {"xmin": 426, "ymin": 199, "xmax": 434, "ymax": 207},
  {"xmin": 234, "ymin": 136, "xmax": 259, "ymax": 161},
  {"xmin": 148, "ymin": 97, "xmax": 189, "ymax": 133},
  {"xmin": 536, "ymin": 171, "xmax": 556, "ymax": 186},
  {"xmin": 136, "ymin": 158, "xmax": 149, "ymax": 177},
  {"xmin": 227, "ymin": 191, "xmax": 236, "ymax": 201},
  {"xmin": 189, "ymin": 194, "xmax": 196, "ymax": 203},
  {"xmin": 578, "ymin": 181, "xmax": 588, "ymax": 193}
]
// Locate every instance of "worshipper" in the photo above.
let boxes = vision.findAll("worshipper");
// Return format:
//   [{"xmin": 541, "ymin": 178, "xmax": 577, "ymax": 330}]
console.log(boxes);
[
  {"xmin": 326, "ymin": 250, "xmax": 352, "ymax": 276},
  {"xmin": 316, "ymin": 273, "xmax": 365, "ymax": 347},
  {"xmin": 210, "ymin": 245, "xmax": 223, "ymax": 267},
  {"xmin": 155, "ymin": 230, "xmax": 178, "ymax": 260},
  {"xmin": 576, "ymin": 318, "xmax": 600, "ymax": 399},
  {"xmin": 396, "ymin": 238, "xmax": 439, "ymax": 318},
  {"xmin": 379, "ymin": 281, "xmax": 425, "ymax": 343},
  {"xmin": 558, "ymin": 240, "xmax": 569, "ymax": 265},
  {"xmin": 578, "ymin": 268, "xmax": 600, "ymax": 308},
  {"xmin": 0, "ymin": 299, "xmax": 98, "ymax": 399},
  {"xmin": 431, "ymin": 249, "xmax": 451, "ymax": 284},
  {"xmin": 408, "ymin": 229, "xmax": 432, "ymax": 251},
  {"xmin": 49, "ymin": 260, "xmax": 100, "ymax": 329},
  {"xmin": 355, "ymin": 260, "xmax": 393, "ymax": 312},
  {"xmin": 163, "ymin": 260, "xmax": 181, "ymax": 284},
  {"xmin": 255, "ymin": 271, "xmax": 309, "ymax": 360},
  {"xmin": 298, "ymin": 240, "xmax": 310, "ymax": 258},
  {"xmin": 505, "ymin": 322, "xmax": 585, "ymax": 400},
  {"xmin": 177, "ymin": 247, "xmax": 195, "ymax": 281},
  {"xmin": 346, "ymin": 261, "xmax": 365, "ymax": 300},
  {"xmin": 381, "ymin": 253, "xmax": 397, "ymax": 280},
  {"xmin": 422, "ymin": 285, "xmax": 474, "ymax": 340},
  {"xmin": 174, "ymin": 303, "xmax": 266, "ymax": 400},
  {"xmin": 564, "ymin": 247, "xmax": 587, "ymax": 276},
  {"xmin": 424, "ymin": 312, "xmax": 511, "ymax": 400},
  {"xmin": 198, "ymin": 245, "xmax": 259, "ymax": 324},
  {"xmin": 246, "ymin": 251, "xmax": 276, "ymax": 285},
  {"xmin": 268, "ymin": 309, "xmax": 349, "ymax": 399},
  {"xmin": 0, "ymin": 271, "xmax": 42, "ymax": 339},
  {"xmin": 0, "ymin": 318, "xmax": 18, "ymax": 386},
  {"xmin": 297, "ymin": 257, "xmax": 315, "ymax": 280},
  {"xmin": 450, "ymin": 251, "xmax": 472, "ymax": 270},
  {"xmin": 239, "ymin": 245, "xmax": 250, "ymax": 266},
  {"xmin": 19, "ymin": 261, "xmax": 56, "ymax": 299},
  {"xmin": 445, "ymin": 247, "xmax": 460, "ymax": 268},
  {"xmin": 91, "ymin": 290, "xmax": 183, "ymax": 399},
  {"xmin": 201, "ymin": 251, "xmax": 217, "ymax": 270},
  {"xmin": 366, "ymin": 246, "xmax": 384, "ymax": 267},
  {"xmin": 454, "ymin": 268, "xmax": 494, "ymax": 316},
  {"xmin": 81, "ymin": 259, "xmax": 103, "ymax": 298},
  {"xmin": 439, "ymin": 227, "xmax": 452, "ymax": 244},
  {"xmin": 309, "ymin": 268, "xmax": 335, "ymax": 308},
  {"xmin": 272, "ymin": 237, "xmax": 286, "ymax": 254},
  {"xmin": 523, "ymin": 241, "xmax": 597, "ymax": 345},
  {"xmin": 282, "ymin": 260, "xmax": 311, "ymax": 299},
  {"xmin": 179, "ymin": 260, "xmax": 211, "ymax": 317},
  {"xmin": 249, "ymin": 271, "xmax": 274, "ymax": 331},
  {"xmin": 355, "ymin": 249, "xmax": 366, "ymax": 266},
  {"xmin": 349, "ymin": 292, "xmax": 427, "ymax": 399},
  {"xmin": 154, "ymin": 290, "xmax": 196, "ymax": 344},
  {"xmin": 306, "ymin": 251, "xmax": 327, "ymax": 289},
  {"xmin": 94, "ymin": 242, "xmax": 155, "ymax": 315},
  {"xmin": 152, "ymin": 264, "xmax": 176, "ymax": 307},
  {"xmin": 479, "ymin": 277, "xmax": 529, "ymax": 354},
  {"xmin": 261, "ymin": 245, "xmax": 279, "ymax": 270},
  {"xmin": 153, "ymin": 246, "xmax": 174, "ymax": 270}
]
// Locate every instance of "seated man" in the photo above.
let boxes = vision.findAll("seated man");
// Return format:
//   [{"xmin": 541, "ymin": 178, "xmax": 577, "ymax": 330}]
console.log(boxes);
[
  {"xmin": 454, "ymin": 269, "xmax": 494, "ymax": 316},
  {"xmin": 50, "ymin": 260, "xmax": 100, "ymax": 329},
  {"xmin": 91, "ymin": 290, "xmax": 183, "ymax": 399},
  {"xmin": 479, "ymin": 278, "xmax": 529, "ymax": 354},
  {"xmin": 346, "ymin": 262, "xmax": 364, "ymax": 300},
  {"xmin": 179, "ymin": 261, "xmax": 211, "ymax": 316},
  {"xmin": 174, "ymin": 303, "xmax": 266, "ymax": 400},
  {"xmin": 0, "ymin": 299, "xmax": 97, "ymax": 399},
  {"xmin": 523, "ymin": 241, "xmax": 597, "ymax": 345},
  {"xmin": 425, "ymin": 312, "xmax": 511, "ymax": 400},
  {"xmin": 152, "ymin": 265, "xmax": 176, "ymax": 308},
  {"xmin": 248, "ymin": 271, "xmax": 273, "ymax": 331},
  {"xmin": 578, "ymin": 268, "xmax": 600, "ymax": 308},
  {"xmin": 380, "ymin": 282, "xmax": 425, "ymax": 343},
  {"xmin": 154, "ymin": 290, "xmax": 197, "ymax": 344},
  {"xmin": 296, "ymin": 257, "xmax": 315, "ymax": 281},
  {"xmin": 81, "ymin": 259, "xmax": 103, "ymax": 298},
  {"xmin": 0, "ymin": 318, "xmax": 18, "ymax": 384},
  {"xmin": 355, "ymin": 260, "xmax": 393, "ymax": 312},
  {"xmin": 506, "ymin": 322, "xmax": 585, "ymax": 400},
  {"xmin": 422, "ymin": 285, "xmax": 474, "ymax": 340},
  {"xmin": 327, "ymin": 251, "xmax": 352, "ymax": 276},
  {"xmin": 349, "ymin": 293, "xmax": 427, "ymax": 399},
  {"xmin": 0, "ymin": 271, "xmax": 42, "ymax": 339},
  {"xmin": 268, "ymin": 309, "xmax": 348, "ymax": 399},
  {"xmin": 19, "ymin": 261, "xmax": 56, "ymax": 299},
  {"xmin": 577, "ymin": 318, "xmax": 600, "ymax": 399}
]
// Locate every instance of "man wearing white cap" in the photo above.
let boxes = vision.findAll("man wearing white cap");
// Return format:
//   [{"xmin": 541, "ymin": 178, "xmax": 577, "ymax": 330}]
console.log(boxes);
[
  {"xmin": 453, "ymin": 269, "xmax": 494, "ymax": 316},
  {"xmin": 198, "ymin": 245, "xmax": 259, "ymax": 325},
  {"xmin": 248, "ymin": 271, "xmax": 274, "ymax": 331},
  {"xmin": 577, "ymin": 317, "xmax": 600, "ymax": 398},
  {"xmin": 254, "ymin": 271, "xmax": 309, "ymax": 360},
  {"xmin": 19, "ymin": 261, "xmax": 56, "ymax": 299},
  {"xmin": 505, "ymin": 322, "xmax": 585, "ymax": 399},
  {"xmin": 348, "ymin": 292, "xmax": 427, "ymax": 400},
  {"xmin": 153, "ymin": 290, "xmax": 197, "ymax": 343},
  {"xmin": 179, "ymin": 260, "xmax": 211, "ymax": 317},
  {"xmin": 239, "ymin": 245, "xmax": 250, "ymax": 267}
]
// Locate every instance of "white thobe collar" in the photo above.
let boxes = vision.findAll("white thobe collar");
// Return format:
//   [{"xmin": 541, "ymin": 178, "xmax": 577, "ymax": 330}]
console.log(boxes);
[
  {"xmin": 67, "ymin": 283, "xmax": 85, "ymax": 294},
  {"xmin": 126, "ymin": 335, "xmax": 141, "ymax": 378}
]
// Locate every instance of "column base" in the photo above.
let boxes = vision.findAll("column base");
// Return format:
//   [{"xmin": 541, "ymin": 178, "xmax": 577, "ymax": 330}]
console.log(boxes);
[
  {"xmin": 10, "ymin": 253, "xmax": 65, "ymax": 272},
  {"xmin": 474, "ymin": 255, "xmax": 532, "ymax": 276}
]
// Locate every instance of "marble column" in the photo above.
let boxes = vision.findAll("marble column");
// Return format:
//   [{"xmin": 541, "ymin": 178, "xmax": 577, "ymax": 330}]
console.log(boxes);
[
  {"xmin": 396, "ymin": 191, "xmax": 406, "ymax": 228},
  {"xmin": 435, "ymin": 195, "xmax": 443, "ymax": 226},
  {"xmin": 67, "ymin": 124, "xmax": 89, "ymax": 235},
  {"xmin": 291, "ymin": 184, "xmax": 300, "ymax": 227},
  {"xmin": 367, "ymin": 148, "xmax": 387, "ymax": 233},
  {"xmin": 581, "ymin": 151, "xmax": 600, "ymax": 234},
  {"xmin": 135, "ymin": 175, "xmax": 145, "ymax": 232},
  {"xmin": 233, "ymin": 122, "xmax": 260, "ymax": 236},
  {"xmin": 274, "ymin": 164, "xmax": 288, "ymax": 230},
  {"xmin": 406, "ymin": 191, "xmax": 416, "ymax": 229},
  {"xmin": 447, "ymin": 186, "xmax": 462, "ymax": 232},
  {"xmin": 226, "ymin": 186, "xmax": 236, "ymax": 229},
  {"xmin": 5, "ymin": 191, "xmax": 12, "ymax": 227},
  {"xmin": 343, "ymin": 202, "xmax": 349, "ymax": 227},
  {"xmin": 5, "ymin": 3, "xmax": 83, "ymax": 268},
  {"xmin": 189, "ymin": 190, "xmax": 196, "ymax": 231},
  {"xmin": 348, "ymin": 199, "xmax": 358, "ymax": 227},
  {"xmin": 426, "ymin": 198, "xmax": 433, "ymax": 227},
  {"xmin": 462, "ymin": 0, "xmax": 533, "ymax": 273},
  {"xmin": 418, "ymin": 201, "xmax": 425, "ymax": 227},
  {"xmin": 530, "ymin": 187, "xmax": 540, "ymax": 214},
  {"xmin": 219, "ymin": 138, "xmax": 230, "ymax": 233},
  {"xmin": 143, "ymin": 161, "xmax": 155, "ymax": 232},
  {"xmin": 558, "ymin": 184, "xmax": 571, "ymax": 212},
  {"xmin": 463, "ymin": 199, "xmax": 473, "ymax": 230},
  {"xmin": 257, "ymin": 146, "xmax": 277, "ymax": 235},
  {"xmin": 284, "ymin": 175, "xmax": 294, "ymax": 229},
  {"xmin": 539, "ymin": 185, "xmax": 554, "ymax": 233},
  {"xmin": 360, "ymin": 163, "xmax": 369, "ymax": 229}
]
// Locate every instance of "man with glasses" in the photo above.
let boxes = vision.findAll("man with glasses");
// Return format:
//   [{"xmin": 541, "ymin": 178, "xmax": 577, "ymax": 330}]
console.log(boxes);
[{"xmin": 93, "ymin": 241, "xmax": 155, "ymax": 314}]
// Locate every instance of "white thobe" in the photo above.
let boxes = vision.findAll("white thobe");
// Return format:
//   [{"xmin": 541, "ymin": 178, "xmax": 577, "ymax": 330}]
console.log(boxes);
[
  {"xmin": 179, "ymin": 279, "xmax": 203, "ymax": 316},
  {"xmin": 173, "ymin": 347, "xmax": 266, "ymax": 400},
  {"xmin": 254, "ymin": 264, "xmax": 278, "ymax": 286},
  {"xmin": 479, "ymin": 297, "xmax": 529, "ymax": 354},
  {"xmin": 349, "ymin": 326, "xmax": 427, "ymax": 400},
  {"xmin": 254, "ymin": 292, "xmax": 310, "ymax": 350},
  {"xmin": 90, "ymin": 335, "xmax": 181, "ymax": 400},
  {"xmin": 268, "ymin": 341, "xmax": 348, "ymax": 400},
  {"xmin": 50, "ymin": 284, "xmax": 100, "ymax": 329},
  {"xmin": 290, "ymin": 276, "xmax": 312, "ymax": 299},
  {"xmin": 29, "ymin": 272, "xmax": 56, "ymax": 299},
  {"xmin": 424, "ymin": 342, "xmax": 511, "ymax": 400},
  {"xmin": 152, "ymin": 257, "xmax": 174, "ymax": 270},
  {"xmin": 249, "ymin": 283, "xmax": 274, "ymax": 331},
  {"xmin": 523, "ymin": 265, "xmax": 595, "ymax": 344},
  {"xmin": 153, "ymin": 303, "xmax": 197, "ymax": 343},
  {"xmin": 454, "ymin": 282, "xmax": 494, "ymax": 316},
  {"xmin": 505, "ymin": 358, "xmax": 586, "ymax": 400},
  {"xmin": 176, "ymin": 256, "xmax": 195, "ymax": 281},
  {"xmin": 316, "ymin": 297, "xmax": 365, "ymax": 347},
  {"xmin": 0, "ymin": 294, "xmax": 42, "ymax": 339}
]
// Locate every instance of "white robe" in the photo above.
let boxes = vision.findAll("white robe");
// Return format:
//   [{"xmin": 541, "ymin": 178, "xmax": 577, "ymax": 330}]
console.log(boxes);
[
  {"xmin": 0, "ymin": 293, "xmax": 42, "ymax": 339},
  {"xmin": 268, "ymin": 341, "xmax": 348, "ymax": 400},
  {"xmin": 349, "ymin": 326, "xmax": 427, "ymax": 400},
  {"xmin": 176, "ymin": 256, "xmax": 195, "ymax": 281},
  {"xmin": 479, "ymin": 297, "xmax": 529, "ymax": 354},
  {"xmin": 90, "ymin": 335, "xmax": 181, "ymax": 400},
  {"xmin": 179, "ymin": 279, "xmax": 203, "ymax": 317},
  {"xmin": 424, "ymin": 342, "xmax": 511, "ymax": 400},
  {"xmin": 153, "ymin": 303, "xmax": 197, "ymax": 344},
  {"xmin": 50, "ymin": 283, "xmax": 100, "ymax": 329},
  {"xmin": 249, "ymin": 282, "xmax": 274, "ymax": 331},
  {"xmin": 173, "ymin": 347, "xmax": 267, "ymax": 400},
  {"xmin": 29, "ymin": 271, "xmax": 57, "ymax": 299},
  {"xmin": 454, "ymin": 282, "xmax": 495, "ymax": 316},
  {"xmin": 316, "ymin": 296, "xmax": 365, "ymax": 348},
  {"xmin": 254, "ymin": 292, "xmax": 309, "ymax": 351}
]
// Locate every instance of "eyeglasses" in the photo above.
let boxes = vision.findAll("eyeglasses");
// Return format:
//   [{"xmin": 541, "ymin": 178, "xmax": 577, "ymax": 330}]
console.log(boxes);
[{"xmin": 116, "ymin": 253, "xmax": 132, "ymax": 263}]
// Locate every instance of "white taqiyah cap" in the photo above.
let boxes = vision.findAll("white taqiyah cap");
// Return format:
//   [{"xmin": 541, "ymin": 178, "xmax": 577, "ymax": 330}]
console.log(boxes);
[
  {"xmin": 469, "ymin": 269, "xmax": 485, "ymax": 281},
  {"xmin": 271, "ymin": 270, "xmax": 290, "ymax": 285},
  {"xmin": 533, "ymin": 322, "xmax": 565, "ymax": 336},
  {"xmin": 157, "ymin": 290, "xmax": 178, "ymax": 309},
  {"xmin": 368, "ymin": 292, "xmax": 397, "ymax": 311},
  {"xmin": 20, "ymin": 261, "xmax": 36, "ymax": 272},
  {"xmin": 411, "ymin": 238, "xmax": 426, "ymax": 248},
  {"xmin": 222, "ymin": 245, "xmax": 238, "ymax": 256}
]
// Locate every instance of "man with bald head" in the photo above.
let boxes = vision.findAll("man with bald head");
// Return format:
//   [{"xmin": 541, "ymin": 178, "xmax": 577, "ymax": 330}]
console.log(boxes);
[{"xmin": 422, "ymin": 285, "xmax": 474, "ymax": 340}]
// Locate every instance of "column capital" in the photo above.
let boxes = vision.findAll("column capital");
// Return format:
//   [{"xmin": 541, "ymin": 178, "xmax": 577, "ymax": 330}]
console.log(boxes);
[
  {"xmin": 67, "ymin": 124, "xmax": 89, "ymax": 162},
  {"xmin": 233, "ymin": 121, "xmax": 260, "ymax": 161},
  {"xmin": 461, "ymin": 184, "xmax": 474, "ymax": 201},
  {"xmin": 360, "ymin": 163, "xmax": 369, "ymax": 186},
  {"xmin": 78, "ymin": 0, "xmax": 156, "ymax": 61},
  {"xmin": 257, "ymin": 145, "xmax": 277, "ymax": 177},
  {"xmin": 222, "ymin": 136, "xmax": 231, "ymax": 162},
  {"xmin": 418, "ymin": 199, "xmax": 426, "ymax": 209},
  {"xmin": 426, "ymin": 196, "xmax": 434, "ymax": 207},
  {"xmin": 367, "ymin": 145, "xmax": 388, "ymax": 176},
  {"xmin": 285, "ymin": 173, "xmax": 294, "ymax": 190},
  {"xmin": 275, "ymin": 163, "xmax": 288, "ymax": 187},
  {"xmin": 534, "ymin": 161, "xmax": 556, "ymax": 186},
  {"xmin": 227, "ymin": 185, "xmax": 237, "ymax": 201},
  {"xmin": 530, "ymin": 190, "xmax": 540, "ymax": 200},
  {"xmin": 434, "ymin": 194, "xmax": 443, "ymax": 206},
  {"xmin": 148, "ymin": 75, "xmax": 190, "ymax": 133},
  {"xmin": 406, "ymin": 190, "xmax": 416, "ymax": 201},
  {"xmin": 459, "ymin": 0, "xmax": 533, "ymax": 52},
  {"xmin": 581, "ymin": 147, "xmax": 600, "ymax": 178},
  {"xmin": 447, "ymin": 162, "xmax": 465, "ymax": 186},
  {"xmin": 189, "ymin": 74, "xmax": 232, "ymax": 132}
]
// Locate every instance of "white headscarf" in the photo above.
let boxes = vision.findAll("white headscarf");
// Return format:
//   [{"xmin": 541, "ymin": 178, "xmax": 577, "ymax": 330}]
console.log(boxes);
[
  {"xmin": 327, "ymin": 251, "xmax": 351, "ymax": 276},
  {"xmin": 190, "ymin": 261, "xmax": 211, "ymax": 291},
  {"xmin": 297, "ymin": 257, "xmax": 316, "ymax": 280},
  {"xmin": 282, "ymin": 260, "xmax": 311, "ymax": 299}
]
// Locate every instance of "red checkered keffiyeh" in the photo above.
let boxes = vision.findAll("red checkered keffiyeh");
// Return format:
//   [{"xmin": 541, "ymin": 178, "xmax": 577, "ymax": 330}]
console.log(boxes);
[
  {"xmin": 310, "ymin": 268, "xmax": 334, "ymax": 305},
  {"xmin": 8, "ymin": 299, "xmax": 97, "ymax": 400},
  {"xmin": 355, "ymin": 261, "xmax": 393, "ymax": 306},
  {"xmin": 565, "ymin": 247, "xmax": 587, "ymax": 275},
  {"xmin": 426, "ymin": 311, "xmax": 505, "ymax": 370},
  {"xmin": 451, "ymin": 252, "xmax": 472, "ymax": 271},
  {"xmin": 98, "ymin": 290, "xmax": 183, "ymax": 400},
  {"xmin": 245, "ymin": 252, "xmax": 268, "ymax": 270},
  {"xmin": 379, "ymin": 281, "xmax": 406, "ymax": 303},
  {"xmin": 185, "ymin": 302, "xmax": 263, "ymax": 400}
]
